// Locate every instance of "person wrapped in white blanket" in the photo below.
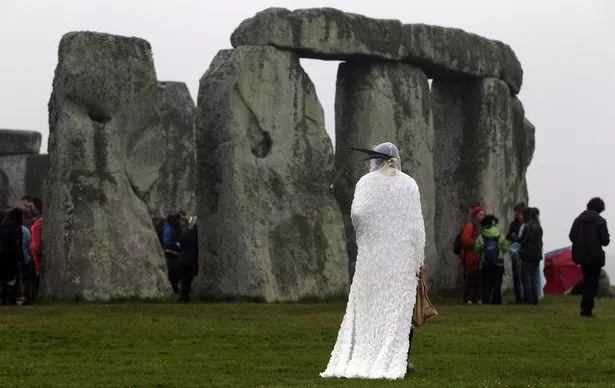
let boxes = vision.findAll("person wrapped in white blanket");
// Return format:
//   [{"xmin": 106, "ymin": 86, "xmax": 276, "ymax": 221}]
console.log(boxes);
[{"xmin": 321, "ymin": 142, "xmax": 426, "ymax": 380}]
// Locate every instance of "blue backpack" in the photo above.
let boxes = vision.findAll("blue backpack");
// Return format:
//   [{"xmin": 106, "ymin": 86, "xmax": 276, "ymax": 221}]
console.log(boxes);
[{"xmin": 483, "ymin": 234, "xmax": 501, "ymax": 266}]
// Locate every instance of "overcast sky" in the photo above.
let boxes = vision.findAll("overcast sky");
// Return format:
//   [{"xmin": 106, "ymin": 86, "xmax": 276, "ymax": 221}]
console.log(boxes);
[{"xmin": 1, "ymin": 0, "xmax": 614, "ymax": 276}]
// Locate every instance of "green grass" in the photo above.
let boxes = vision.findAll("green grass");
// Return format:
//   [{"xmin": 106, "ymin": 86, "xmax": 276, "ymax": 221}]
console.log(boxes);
[{"xmin": 0, "ymin": 295, "xmax": 614, "ymax": 387}]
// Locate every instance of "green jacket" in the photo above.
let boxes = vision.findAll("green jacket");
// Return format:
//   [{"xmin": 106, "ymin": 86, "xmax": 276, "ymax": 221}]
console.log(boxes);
[{"xmin": 474, "ymin": 226, "xmax": 510, "ymax": 268}]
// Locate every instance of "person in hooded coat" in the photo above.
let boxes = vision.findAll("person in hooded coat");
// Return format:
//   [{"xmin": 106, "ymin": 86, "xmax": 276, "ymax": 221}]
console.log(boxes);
[
  {"xmin": 461, "ymin": 206, "xmax": 485, "ymax": 304},
  {"xmin": 178, "ymin": 216, "xmax": 198, "ymax": 304},
  {"xmin": 0, "ymin": 208, "xmax": 25, "ymax": 305},
  {"xmin": 569, "ymin": 197, "xmax": 610, "ymax": 317},
  {"xmin": 475, "ymin": 215, "xmax": 509, "ymax": 304},
  {"xmin": 162, "ymin": 213, "xmax": 182, "ymax": 294},
  {"xmin": 321, "ymin": 142, "xmax": 425, "ymax": 380},
  {"xmin": 518, "ymin": 207, "xmax": 543, "ymax": 304}
]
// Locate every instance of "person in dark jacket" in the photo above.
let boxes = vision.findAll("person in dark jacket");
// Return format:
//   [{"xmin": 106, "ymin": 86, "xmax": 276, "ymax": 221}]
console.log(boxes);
[
  {"xmin": 569, "ymin": 197, "xmax": 610, "ymax": 317},
  {"xmin": 178, "ymin": 217, "xmax": 198, "ymax": 303},
  {"xmin": 507, "ymin": 202, "xmax": 526, "ymax": 303},
  {"xmin": 162, "ymin": 213, "xmax": 182, "ymax": 294},
  {"xmin": 518, "ymin": 207, "xmax": 543, "ymax": 304},
  {"xmin": 0, "ymin": 208, "xmax": 25, "ymax": 305}
]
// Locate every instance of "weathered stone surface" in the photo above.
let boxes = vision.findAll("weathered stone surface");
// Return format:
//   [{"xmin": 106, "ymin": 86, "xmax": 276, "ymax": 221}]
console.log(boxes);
[
  {"xmin": 44, "ymin": 31, "xmax": 168, "ymax": 301},
  {"xmin": 432, "ymin": 82, "xmax": 468, "ymax": 291},
  {"xmin": 496, "ymin": 41, "xmax": 523, "ymax": 95},
  {"xmin": 196, "ymin": 46, "xmax": 348, "ymax": 302},
  {"xmin": 0, "ymin": 155, "xmax": 29, "ymax": 207},
  {"xmin": 510, "ymin": 98, "xmax": 536, "ymax": 205},
  {"xmin": 432, "ymin": 79, "xmax": 533, "ymax": 291},
  {"xmin": 406, "ymin": 25, "xmax": 522, "ymax": 94},
  {"xmin": 0, "ymin": 129, "xmax": 42, "ymax": 155},
  {"xmin": 512, "ymin": 97, "xmax": 536, "ymax": 172},
  {"xmin": 0, "ymin": 154, "xmax": 48, "ymax": 207},
  {"xmin": 24, "ymin": 154, "xmax": 49, "ymax": 202},
  {"xmin": 231, "ymin": 8, "xmax": 405, "ymax": 61},
  {"xmin": 334, "ymin": 61, "xmax": 436, "ymax": 279},
  {"xmin": 123, "ymin": 81, "xmax": 197, "ymax": 217},
  {"xmin": 231, "ymin": 7, "xmax": 523, "ymax": 93}
]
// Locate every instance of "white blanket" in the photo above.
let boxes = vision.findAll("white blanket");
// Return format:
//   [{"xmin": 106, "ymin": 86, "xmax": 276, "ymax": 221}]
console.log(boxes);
[{"xmin": 321, "ymin": 170, "xmax": 426, "ymax": 380}]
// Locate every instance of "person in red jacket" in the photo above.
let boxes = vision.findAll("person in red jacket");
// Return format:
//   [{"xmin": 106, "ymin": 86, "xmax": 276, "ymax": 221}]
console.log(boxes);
[
  {"xmin": 461, "ymin": 206, "xmax": 485, "ymax": 304},
  {"xmin": 29, "ymin": 198, "xmax": 43, "ymax": 301}
]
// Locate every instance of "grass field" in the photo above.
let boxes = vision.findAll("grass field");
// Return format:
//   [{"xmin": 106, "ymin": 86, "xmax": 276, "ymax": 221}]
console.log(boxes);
[{"xmin": 0, "ymin": 295, "xmax": 614, "ymax": 387}]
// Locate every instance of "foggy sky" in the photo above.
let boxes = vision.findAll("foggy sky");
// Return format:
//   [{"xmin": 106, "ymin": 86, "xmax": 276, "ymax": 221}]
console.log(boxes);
[{"xmin": 1, "ymin": 0, "xmax": 614, "ymax": 276}]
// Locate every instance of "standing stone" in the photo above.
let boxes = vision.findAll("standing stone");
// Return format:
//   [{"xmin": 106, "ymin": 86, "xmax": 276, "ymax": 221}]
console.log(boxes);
[
  {"xmin": 0, "ymin": 155, "xmax": 30, "ymax": 207},
  {"xmin": 432, "ymin": 78, "xmax": 533, "ymax": 291},
  {"xmin": 335, "ymin": 61, "xmax": 435, "ymax": 279},
  {"xmin": 196, "ymin": 46, "xmax": 348, "ymax": 302},
  {"xmin": 24, "ymin": 154, "xmax": 49, "ymax": 203},
  {"xmin": 432, "ymin": 82, "xmax": 469, "ymax": 291},
  {"xmin": 44, "ymin": 31, "xmax": 168, "ymax": 301},
  {"xmin": 123, "ymin": 81, "xmax": 197, "ymax": 217}
]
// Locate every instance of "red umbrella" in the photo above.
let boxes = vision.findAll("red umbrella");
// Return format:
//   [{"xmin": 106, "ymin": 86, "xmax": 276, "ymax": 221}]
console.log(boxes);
[{"xmin": 543, "ymin": 247, "xmax": 583, "ymax": 294}]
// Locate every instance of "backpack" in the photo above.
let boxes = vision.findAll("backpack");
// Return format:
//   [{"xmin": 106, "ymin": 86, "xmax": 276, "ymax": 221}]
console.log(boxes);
[
  {"xmin": 483, "ymin": 234, "xmax": 501, "ymax": 266},
  {"xmin": 453, "ymin": 232, "xmax": 462, "ymax": 256}
]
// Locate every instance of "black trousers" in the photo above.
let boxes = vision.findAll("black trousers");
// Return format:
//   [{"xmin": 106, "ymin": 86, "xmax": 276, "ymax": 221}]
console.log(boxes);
[
  {"xmin": 408, "ymin": 328, "xmax": 414, "ymax": 356},
  {"xmin": 482, "ymin": 266, "xmax": 504, "ymax": 304},
  {"xmin": 581, "ymin": 264, "xmax": 601, "ymax": 315},
  {"xmin": 0, "ymin": 261, "xmax": 19, "ymax": 305},
  {"xmin": 165, "ymin": 255, "xmax": 181, "ymax": 294},
  {"xmin": 521, "ymin": 261, "xmax": 539, "ymax": 304},
  {"xmin": 511, "ymin": 254, "xmax": 524, "ymax": 303},
  {"xmin": 21, "ymin": 262, "xmax": 36, "ymax": 303},
  {"xmin": 179, "ymin": 273, "xmax": 195, "ymax": 303},
  {"xmin": 463, "ymin": 271, "xmax": 481, "ymax": 303}
]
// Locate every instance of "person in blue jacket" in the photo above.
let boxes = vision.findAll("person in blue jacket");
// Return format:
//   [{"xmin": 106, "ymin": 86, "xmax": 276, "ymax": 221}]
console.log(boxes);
[{"xmin": 162, "ymin": 213, "xmax": 182, "ymax": 294}]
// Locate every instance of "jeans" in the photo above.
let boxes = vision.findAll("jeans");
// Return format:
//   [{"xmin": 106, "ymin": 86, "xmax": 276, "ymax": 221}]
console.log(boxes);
[
  {"xmin": 21, "ymin": 262, "xmax": 35, "ymax": 303},
  {"xmin": 521, "ymin": 261, "xmax": 539, "ymax": 304},
  {"xmin": 510, "ymin": 254, "xmax": 524, "ymax": 302},
  {"xmin": 581, "ymin": 265, "xmax": 601, "ymax": 315}
]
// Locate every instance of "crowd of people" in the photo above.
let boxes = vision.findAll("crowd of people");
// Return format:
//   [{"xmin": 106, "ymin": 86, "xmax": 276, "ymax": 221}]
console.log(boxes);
[
  {"xmin": 0, "ymin": 194, "xmax": 199, "ymax": 305},
  {"xmin": 457, "ymin": 202, "xmax": 545, "ymax": 305},
  {"xmin": 0, "ymin": 196, "xmax": 43, "ymax": 305},
  {"xmin": 457, "ymin": 197, "xmax": 611, "ymax": 317}
]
